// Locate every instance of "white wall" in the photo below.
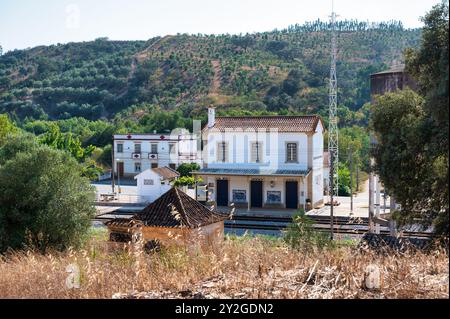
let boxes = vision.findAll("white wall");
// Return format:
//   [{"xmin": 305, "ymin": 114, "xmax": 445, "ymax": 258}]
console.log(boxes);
[
  {"xmin": 205, "ymin": 130, "xmax": 309, "ymax": 171},
  {"xmin": 135, "ymin": 169, "xmax": 172, "ymax": 202},
  {"xmin": 201, "ymin": 175, "xmax": 311, "ymax": 208},
  {"xmin": 113, "ymin": 134, "xmax": 200, "ymax": 176},
  {"xmin": 311, "ymin": 121, "xmax": 324, "ymax": 206},
  {"xmin": 201, "ymin": 122, "xmax": 324, "ymax": 209}
]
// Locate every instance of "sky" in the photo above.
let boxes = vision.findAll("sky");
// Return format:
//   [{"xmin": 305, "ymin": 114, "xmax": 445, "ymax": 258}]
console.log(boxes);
[{"xmin": 0, "ymin": 0, "xmax": 442, "ymax": 52}]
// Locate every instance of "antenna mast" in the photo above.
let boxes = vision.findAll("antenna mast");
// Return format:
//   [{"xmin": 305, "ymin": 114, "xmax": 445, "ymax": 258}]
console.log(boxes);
[{"xmin": 328, "ymin": 0, "xmax": 339, "ymax": 201}]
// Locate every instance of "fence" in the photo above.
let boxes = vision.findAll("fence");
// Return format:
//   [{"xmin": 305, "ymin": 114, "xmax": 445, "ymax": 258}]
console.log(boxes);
[{"xmin": 95, "ymin": 192, "xmax": 152, "ymax": 205}]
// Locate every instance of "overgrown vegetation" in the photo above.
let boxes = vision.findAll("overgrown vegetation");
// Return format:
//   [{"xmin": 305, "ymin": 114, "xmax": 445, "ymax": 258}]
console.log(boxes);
[
  {"xmin": 0, "ymin": 235, "xmax": 447, "ymax": 298},
  {"xmin": 0, "ymin": 22, "xmax": 419, "ymax": 122},
  {"xmin": 371, "ymin": 1, "xmax": 449, "ymax": 236},
  {"xmin": 284, "ymin": 210, "xmax": 334, "ymax": 250}
]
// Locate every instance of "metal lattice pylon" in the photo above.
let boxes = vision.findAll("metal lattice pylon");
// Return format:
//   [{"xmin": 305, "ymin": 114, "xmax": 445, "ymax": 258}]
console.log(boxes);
[{"xmin": 328, "ymin": 1, "xmax": 339, "ymax": 199}]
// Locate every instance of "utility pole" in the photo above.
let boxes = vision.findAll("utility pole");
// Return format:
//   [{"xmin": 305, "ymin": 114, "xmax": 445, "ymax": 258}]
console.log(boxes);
[
  {"xmin": 349, "ymin": 146, "xmax": 353, "ymax": 213},
  {"xmin": 330, "ymin": 151, "xmax": 334, "ymax": 240},
  {"xmin": 368, "ymin": 156, "xmax": 375, "ymax": 233},
  {"xmin": 356, "ymin": 164, "xmax": 359, "ymax": 193},
  {"xmin": 328, "ymin": 0, "xmax": 339, "ymax": 204},
  {"xmin": 375, "ymin": 175, "xmax": 380, "ymax": 234},
  {"xmin": 111, "ymin": 136, "xmax": 115, "ymax": 194}
]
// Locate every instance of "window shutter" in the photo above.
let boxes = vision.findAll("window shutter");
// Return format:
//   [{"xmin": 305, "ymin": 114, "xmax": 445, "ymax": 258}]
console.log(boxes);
[
  {"xmin": 217, "ymin": 142, "xmax": 227, "ymax": 162},
  {"xmin": 287, "ymin": 143, "xmax": 298, "ymax": 162},
  {"xmin": 251, "ymin": 142, "xmax": 263, "ymax": 163}
]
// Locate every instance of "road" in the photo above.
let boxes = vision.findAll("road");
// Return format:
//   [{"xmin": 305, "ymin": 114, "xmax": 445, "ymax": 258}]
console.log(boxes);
[{"xmin": 308, "ymin": 179, "xmax": 392, "ymax": 218}]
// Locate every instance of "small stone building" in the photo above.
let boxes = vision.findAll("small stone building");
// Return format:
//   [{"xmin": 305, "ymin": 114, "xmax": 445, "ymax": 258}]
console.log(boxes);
[{"xmin": 106, "ymin": 187, "xmax": 229, "ymax": 249}]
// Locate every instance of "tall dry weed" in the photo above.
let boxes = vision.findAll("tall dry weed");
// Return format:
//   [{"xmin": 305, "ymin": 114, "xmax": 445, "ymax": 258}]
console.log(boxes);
[{"xmin": 0, "ymin": 235, "xmax": 447, "ymax": 299}]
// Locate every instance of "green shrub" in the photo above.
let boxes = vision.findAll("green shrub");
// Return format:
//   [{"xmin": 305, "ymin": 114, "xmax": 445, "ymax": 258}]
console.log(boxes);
[
  {"xmin": 283, "ymin": 210, "xmax": 334, "ymax": 251},
  {"xmin": 0, "ymin": 139, "xmax": 96, "ymax": 253}
]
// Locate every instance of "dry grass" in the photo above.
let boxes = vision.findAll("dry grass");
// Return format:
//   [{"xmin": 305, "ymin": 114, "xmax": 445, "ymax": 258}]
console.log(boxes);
[{"xmin": 0, "ymin": 233, "xmax": 447, "ymax": 299}]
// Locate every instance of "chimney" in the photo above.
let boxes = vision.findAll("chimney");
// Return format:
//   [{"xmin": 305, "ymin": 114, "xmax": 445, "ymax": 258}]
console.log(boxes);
[{"xmin": 208, "ymin": 106, "xmax": 215, "ymax": 128}]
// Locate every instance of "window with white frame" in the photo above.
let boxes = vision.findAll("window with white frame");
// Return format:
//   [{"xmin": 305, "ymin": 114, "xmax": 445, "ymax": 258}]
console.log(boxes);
[
  {"xmin": 250, "ymin": 141, "xmax": 263, "ymax": 163},
  {"xmin": 117, "ymin": 143, "xmax": 123, "ymax": 153},
  {"xmin": 134, "ymin": 143, "xmax": 141, "ymax": 153},
  {"xmin": 151, "ymin": 143, "xmax": 158, "ymax": 154},
  {"xmin": 134, "ymin": 162, "xmax": 141, "ymax": 172},
  {"xmin": 143, "ymin": 179, "xmax": 154, "ymax": 185},
  {"xmin": 286, "ymin": 143, "xmax": 298, "ymax": 162},
  {"xmin": 169, "ymin": 143, "xmax": 176, "ymax": 154},
  {"xmin": 216, "ymin": 142, "xmax": 228, "ymax": 162}
]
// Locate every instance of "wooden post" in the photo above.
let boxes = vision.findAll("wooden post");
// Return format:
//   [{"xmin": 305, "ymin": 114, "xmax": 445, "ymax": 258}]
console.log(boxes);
[
  {"xmin": 389, "ymin": 219, "xmax": 397, "ymax": 236},
  {"xmin": 368, "ymin": 132, "xmax": 376, "ymax": 233},
  {"xmin": 375, "ymin": 175, "xmax": 380, "ymax": 234},
  {"xmin": 390, "ymin": 194, "xmax": 396, "ymax": 211},
  {"xmin": 368, "ymin": 168, "xmax": 375, "ymax": 233},
  {"xmin": 356, "ymin": 165, "xmax": 359, "ymax": 193}
]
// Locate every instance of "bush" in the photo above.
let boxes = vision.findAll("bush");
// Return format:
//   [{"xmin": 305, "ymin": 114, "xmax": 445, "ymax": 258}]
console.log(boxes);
[
  {"xmin": 0, "ymin": 140, "xmax": 96, "ymax": 253},
  {"xmin": 283, "ymin": 210, "xmax": 334, "ymax": 251},
  {"xmin": 173, "ymin": 176, "xmax": 202, "ymax": 187},
  {"xmin": 176, "ymin": 162, "xmax": 200, "ymax": 177}
]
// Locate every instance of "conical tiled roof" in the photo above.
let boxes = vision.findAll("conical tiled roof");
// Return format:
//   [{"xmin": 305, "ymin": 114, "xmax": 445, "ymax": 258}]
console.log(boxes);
[{"xmin": 133, "ymin": 187, "xmax": 229, "ymax": 228}]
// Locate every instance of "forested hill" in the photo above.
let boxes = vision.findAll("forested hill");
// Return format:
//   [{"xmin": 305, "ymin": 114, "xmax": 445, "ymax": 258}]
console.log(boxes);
[{"xmin": 0, "ymin": 20, "xmax": 421, "ymax": 126}]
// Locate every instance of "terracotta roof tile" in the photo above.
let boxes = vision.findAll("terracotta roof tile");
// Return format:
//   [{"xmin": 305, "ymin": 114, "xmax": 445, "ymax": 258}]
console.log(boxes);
[
  {"xmin": 134, "ymin": 187, "xmax": 229, "ymax": 228},
  {"xmin": 152, "ymin": 166, "xmax": 180, "ymax": 180},
  {"xmin": 104, "ymin": 218, "xmax": 143, "ymax": 229},
  {"xmin": 204, "ymin": 115, "xmax": 323, "ymax": 133}
]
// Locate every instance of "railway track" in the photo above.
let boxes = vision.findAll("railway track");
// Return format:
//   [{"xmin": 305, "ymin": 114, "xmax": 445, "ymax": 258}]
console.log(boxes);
[
  {"xmin": 224, "ymin": 215, "xmax": 433, "ymax": 238},
  {"xmin": 231, "ymin": 214, "xmax": 369, "ymax": 225},
  {"xmin": 94, "ymin": 211, "xmax": 433, "ymax": 239},
  {"xmin": 224, "ymin": 222, "xmax": 433, "ymax": 238}
]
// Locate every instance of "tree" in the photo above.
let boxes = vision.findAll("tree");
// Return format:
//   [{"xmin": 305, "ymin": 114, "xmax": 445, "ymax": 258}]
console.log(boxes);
[
  {"xmin": 0, "ymin": 140, "xmax": 96, "ymax": 252},
  {"xmin": 404, "ymin": 0, "xmax": 449, "ymax": 235},
  {"xmin": 39, "ymin": 124, "xmax": 95, "ymax": 162},
  {"xmin": 371, "ymin": 1, "xmax": 448, "ymax": 236},
  {"xmin": 0, "ymin": 133, "xmax": 39, "ymax": 165},
  {"xmin": 176, "ymin": 162, "xmax": 200, "ymax": 177},
  {"xmin": 371, "ymin": 89, "xmax": 447, "ymax": 234},
  {"xmin": 173, "ymin": 176, "xmax": 198, "ymax": 187},
  {"xmin": 0, "ymin": 114, "xmax": 18, "ymax": 146},
  {"xmin": 38, "ymin": 124, "xmax": 102, "ymax": 179},
  {"xmin": 337, "ymin": 163, "xmax": 351, "ymax": 196}
]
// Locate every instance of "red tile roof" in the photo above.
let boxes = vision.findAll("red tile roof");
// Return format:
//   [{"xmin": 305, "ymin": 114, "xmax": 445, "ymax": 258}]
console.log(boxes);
[
  {"xmin": 204, "ymin": 115, "xmax": 323, "ymax": 133},
  {"xmin": 104, "ymin": 218, "xmax": 143, "ymax": 229},
  {"xmin": 134, "ymin": 187, "xmax": 229, "ymax": 228},
  {"xmin": 152, "ymin": 167, "xmax": 180, "ymax": 180}
]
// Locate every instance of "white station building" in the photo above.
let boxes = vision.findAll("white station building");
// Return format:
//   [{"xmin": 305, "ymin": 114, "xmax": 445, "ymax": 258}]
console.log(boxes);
[
  {"xmin": 192, "ymin": 108, "xmax": 325, "ymax": 211},
  {"xmin": 113, "ymin": 132, "xmax": 201, "ymax": 178}
]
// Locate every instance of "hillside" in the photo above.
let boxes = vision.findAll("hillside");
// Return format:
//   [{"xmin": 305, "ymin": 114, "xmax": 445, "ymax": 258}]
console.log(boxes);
[{"xmin": 0, "ymin": 20, "xmax": 421, "ymax": 124}]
